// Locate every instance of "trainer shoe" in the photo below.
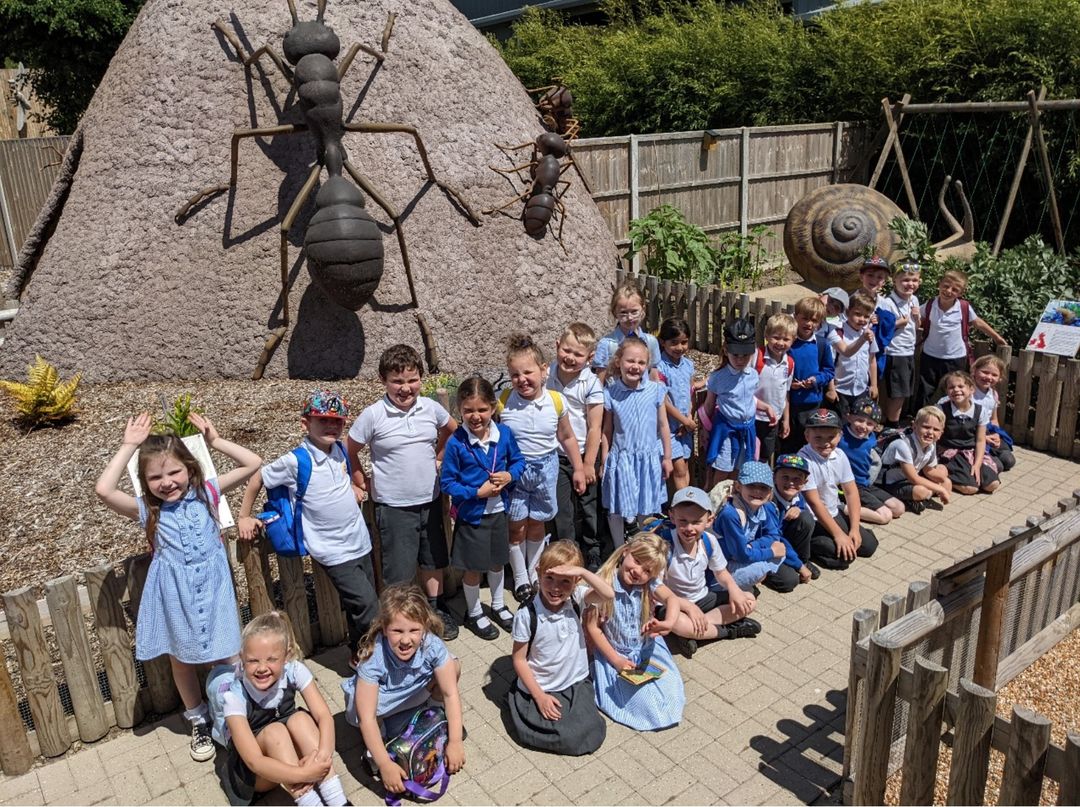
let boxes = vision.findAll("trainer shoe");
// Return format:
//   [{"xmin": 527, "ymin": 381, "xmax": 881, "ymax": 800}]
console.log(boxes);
[
  {"xmin": 906, "ymin": 499, "xmax": 927, "ymax": 514},
  {"xmin": 512, "ymin": 583, "xmax": 535, "ymax": 604},
  {"xmin": 436, "ymin": 607, "xmax": 459, "ymax": 641},
  {"xmin": 668, "ymin": 635, "xmax": 698, "ymax": 658},
  {"xmin": 190, "ymin": 722, "xmax": 215, "ymax": 761}
]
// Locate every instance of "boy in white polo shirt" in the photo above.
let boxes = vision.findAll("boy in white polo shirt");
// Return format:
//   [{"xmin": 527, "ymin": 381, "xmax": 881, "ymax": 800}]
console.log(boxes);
[
  {"xmin": 827, "ymin": 290, "xmax": 878, "ymax": 416},
  {"xmin": 237, "ymin": 391, "xmax": 377, "ymax": 667},
  {"xmin": 754, "ymin": 312, "xmax": 796, "ymax": 465},
  {"xmin": 347, "ymin": 345, "xmax": 459, "ymax": 639},
  {"xmin": 546, "ymin": 323, "xmax": 605, "ymax": 570},
  {"xmin": 797, "ymin": 408, "xmax": 878, "ymax": 571},
  {"xmin": 880, "ymin": 261, "xmax": 922, "ymax": 428}
]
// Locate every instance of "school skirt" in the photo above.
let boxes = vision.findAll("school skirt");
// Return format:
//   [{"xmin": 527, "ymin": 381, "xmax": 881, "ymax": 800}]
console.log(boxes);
[
  {"xmin": 451, "ymin": 511, "xmax": 510, "ymax": 571},
  {"xmin": 508, "ymin": 678, "xmax": 606, "ymax": 756}
]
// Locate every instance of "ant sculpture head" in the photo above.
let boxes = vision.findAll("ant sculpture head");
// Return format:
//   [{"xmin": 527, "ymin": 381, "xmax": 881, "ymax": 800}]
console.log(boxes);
[{"xmin": 282, "ymin": 0, "xmax": 341, "ymax": 65}]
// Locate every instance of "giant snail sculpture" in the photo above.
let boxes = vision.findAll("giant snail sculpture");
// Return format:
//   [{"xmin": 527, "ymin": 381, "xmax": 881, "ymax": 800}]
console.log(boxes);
[{"xmin": 783, "ymin": 177, "xmax": 976, "ymax": 289}]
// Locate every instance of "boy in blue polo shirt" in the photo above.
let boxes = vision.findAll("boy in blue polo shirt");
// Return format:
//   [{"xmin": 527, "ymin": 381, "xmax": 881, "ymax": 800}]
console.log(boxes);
[{"xmin": 781, "ymin": 296, "xmax": 835, "ymax": 455}]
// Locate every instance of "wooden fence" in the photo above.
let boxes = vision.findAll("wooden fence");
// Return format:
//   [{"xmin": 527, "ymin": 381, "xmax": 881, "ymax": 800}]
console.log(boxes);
[
  {"xmin": 843, "ymin": 492, "xmax": 1080, "ymax": 805},
  {"xmin": 0, "ymin": 135, "xmax": 70, "ymax": 277}
]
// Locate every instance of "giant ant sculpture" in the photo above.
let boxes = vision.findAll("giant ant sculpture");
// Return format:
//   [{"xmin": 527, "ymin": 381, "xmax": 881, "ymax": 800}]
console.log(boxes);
[
  {"xmin": 526, "ymin": 82, "xmax": 580, "ymax": 141},
  {"xmin": 175, "ymin": 0, "xmax": 480, "ymax": 378},
  {"xmin": 484, "ymin": 132, "xmax": 576, "ymax": 246}
]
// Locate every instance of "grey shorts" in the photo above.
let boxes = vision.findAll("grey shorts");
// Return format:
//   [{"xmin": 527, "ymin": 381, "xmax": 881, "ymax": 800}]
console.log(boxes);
[{"xmin": 375, "ymin": 500, "xmax": 449, "ymax": 583}]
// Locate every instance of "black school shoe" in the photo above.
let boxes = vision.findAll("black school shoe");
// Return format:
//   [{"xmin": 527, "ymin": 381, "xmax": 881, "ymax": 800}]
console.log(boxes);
[
  {"xmin": 718, "ymin": 617, "xmax": 762, "ymax": 640},
  {"xmin": 806, "ymin": 561, "xmax": 822, "ymax": 580},
  {"xmin": 489, "ymin": 605, "xmax": 515, "ymax": 632},
  {"xmin": 667, "ymin": 635, "xmax": 698, "ymax": 658},
  {"xmin": 436, "ymin": 606, "xmax": 459, "ymax": 640},
  {"xmin": 464, "ymin": 613, "xmax": 499, "ymax": 641}
]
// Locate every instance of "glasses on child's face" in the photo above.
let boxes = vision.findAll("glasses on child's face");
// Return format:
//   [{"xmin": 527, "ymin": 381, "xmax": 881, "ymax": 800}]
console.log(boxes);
[{"xmin": 617, "ymin": 309, "xmax": 643, "ymax": 321}]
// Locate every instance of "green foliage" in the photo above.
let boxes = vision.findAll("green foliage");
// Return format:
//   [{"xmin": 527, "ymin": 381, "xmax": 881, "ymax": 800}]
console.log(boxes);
[
  {"xmin": 152, "ymin": 393, "xmax": 202, "ymax": 438},
  {"xmin": 420, "ymin": 374, "xmax": 460, "ymax": 417},
  {"xmin": 625, "ymin": 204, "xmax": 717, "ymax": 285},
  {"xmin": 714, "ymin": 225, "xmax": 778, "ymax": 292},
  {"xmin": 0, "ymin": 0, "xmax": 147, "ymax": 133},
  {"xmin": 0, "ymin": 355, "xmax": 80, "ymax": 428},
  {"xmin": 888, "ymin": 216, "xmax": 938, "ymax": 265}
]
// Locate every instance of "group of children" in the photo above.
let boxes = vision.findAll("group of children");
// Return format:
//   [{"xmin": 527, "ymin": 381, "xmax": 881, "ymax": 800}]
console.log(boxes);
[{"xmin": 92, "ymin": 264, "xmax": 1015, "ymax": 803}]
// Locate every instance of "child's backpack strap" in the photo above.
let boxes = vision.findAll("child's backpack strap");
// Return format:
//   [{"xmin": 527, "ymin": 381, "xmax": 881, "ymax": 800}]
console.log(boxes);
[
  {"xmin": 525, "ymin": 592, "xmax": 581, "ymax": 657},
  {"xmin": 497, "ymin": 387, "xmax": 512, "ymax": 414},
  {"xmin": 336, "ymin": 440, "xmax": 352, "ymax": 474},
  {"xmin": 205, "ymin": 481, "xmax": 220, "ymax": 509},
  {"xmin": 549, "ymin": 390, "xmax": 565, "ymax": 418},
  {"xmin": 291, "ymin": 446, "xmax": 313, "ymax": 551},
  {"xmin": 921, "ymin": 299, "xmax": 934, "ymax": 343},
  {"xmin": 754, "ymin": 348, "xmax": 765, "ymax": 374}
]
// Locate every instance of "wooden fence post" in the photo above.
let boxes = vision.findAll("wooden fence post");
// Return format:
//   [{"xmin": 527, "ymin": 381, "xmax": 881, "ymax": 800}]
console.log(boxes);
[
  {"xmin": 842, "ymin": 608, "xmax": 877, "ymax": 805},
  {"xmin": 739, "ymin": 127, "xmax": 750, "ymax": 236},
  {"xmin": 0, "ymin": 649, "xmax": 33, "ymax": 774},
  {"xmin": 996, "ymin": 344, "xmax": 1013, "ymax": 424},
  {"xmin": 1059, "ymin": 730, "xmax": 1080, "ymax": 806},
  {"xmin": 1033, "ymin": 354, "xmax": 1060, "ymax": 451},
  {"xmin": 1056, "ymin": 359, "xmax": 1079, "ymax": 459},
  {"xmin": 84, "ymin": 563, "xmax": 142, "ymax": 729},
  {"xmin": 277, "ymin": 555, "xmax": 313, "ymax": 657},
  {"xmin": 1011, "ymin": 350, "xmax": 1035, "ymax": 444},
  {"xmin": 973, "ymin": 546, "xmax": 1014, "ymax": 689},
  {"xmin": 998, "ymin": 705, "xmax": 1051, "ymax": 806},
  {"xmin": 125, "ymin": 554, "xmax": 179, "ymax": 714},
  {"xmin": 853, "ymin": 633, "xmax": 902, "ymax": 805},
  {"xmin": 946, "ymin": 678, "xmax": 996, "ymax": 806},
  {"xmin": 629, "ymin": 134, "xmax": 640, "ymax": 274},
  {"xmin": 899, "ymin": 656, "xmax": 948, "ymax": 806},
  {"xmin": 1, "ymin": 587, "xmax": 70, "ymax": 757},
  {"xmin": 45, "ymin": 576, "xmax": 110, "ymax": 743},
  {"xmin": 238, "ymin": 538, "xmax": 274, "ymax": 617}
]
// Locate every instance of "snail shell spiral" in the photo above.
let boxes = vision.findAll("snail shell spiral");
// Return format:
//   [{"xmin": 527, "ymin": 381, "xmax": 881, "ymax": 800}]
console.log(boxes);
[{"xmin": 783, "ymin": 184, "xmax": 903, "ymax": 289}]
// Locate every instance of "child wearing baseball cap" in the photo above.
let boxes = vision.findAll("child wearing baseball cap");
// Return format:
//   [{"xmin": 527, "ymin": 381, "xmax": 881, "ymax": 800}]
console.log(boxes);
[
  {"xmin": 238, "ymin": 390, "xmax": 378, "ymax": 668},
  {"xmin": 772, "ymin": 454, "xmax": 819, "ymax": 582}
]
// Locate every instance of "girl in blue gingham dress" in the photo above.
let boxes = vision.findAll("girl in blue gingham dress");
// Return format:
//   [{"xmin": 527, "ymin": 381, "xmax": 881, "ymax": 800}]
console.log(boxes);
[
  {"xmin": 657, "ymin": 317, "xmax": 698, "ymax": 492},
  {"xmin": 584, "ymin": 533, "xmax": 685, "ymax": 731},
  {"xmin": 95, "ymin": 412, "xmax": 262, "ymax": 761},
  {"xmin": 601, "ymin": 337, "xmax": 673, "ymax": 547}
]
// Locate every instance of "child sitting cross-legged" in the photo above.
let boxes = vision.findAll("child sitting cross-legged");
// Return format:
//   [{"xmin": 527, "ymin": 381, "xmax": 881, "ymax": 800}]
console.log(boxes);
[
  {"xmin": 714, "ymin": 461, "xmax": 810, "ymax": 594},
  {"xmin": 508, "ymin": 540, "xmax": 613, "ymax": 756},
  {"xmin": 838, "ymin": 396, "xmax": 905, "ymax": 525},
  {"xmin": 877, "ymin": 406, "xmax": 952, "ymax": 513},
  {"xmin": 771, "ymin": 454, "xmax": 819, "ymax": 581},
  {"xmin": 651, "ymin": 486, "xmax": 761, "ymax": 658}
]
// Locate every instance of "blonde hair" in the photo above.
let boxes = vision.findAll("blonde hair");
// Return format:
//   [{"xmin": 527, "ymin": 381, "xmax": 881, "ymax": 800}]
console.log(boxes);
[
  {"xmin": 794, "ymin": 296, "xmax": 826, "ymax": 321},
  {"xmin": 558, "ymin": 322, "xmax": 597, "ymax": 353},
  {"xmin": 765, "ymin": 313, "xmax": 797, "ymax": 339},
  {"xmin": 973, "ymin": 354, "xmax": 1006, "ymax": 376},
  {"xmin": 606, "ymin": 335, "xmax": 650, "ymax": 382},
  {"xmin": 594, "ymin": 533, "xmax": 669, "ymax": 624},
  {"xmin": 241, "ymin": 611, "xmax": 302, "ymax": 662},
  {"xmin": 915, "ymin": 405, "xmax": 946, "ymax": 428},
  {"xmin": 356, "ymin": 584, "xmax": 444, "ymax": 664},
  {"xmin": 941, "ymin": 269, "xmax": 969, "ymax": 290},
  {"xmin": 609, "ymin": 278, "xmax": 646, "ymax": 319},
  {"xmin": 847, "ymin": 290, "xmax": 877, "ymax": 315},
  {"xmin": 537, "ymin": 540, "xmax": 584, "ymax": 577},
  {"xmin": 506, "ymin": 333, "xmax": 546, "ymax": 369}
]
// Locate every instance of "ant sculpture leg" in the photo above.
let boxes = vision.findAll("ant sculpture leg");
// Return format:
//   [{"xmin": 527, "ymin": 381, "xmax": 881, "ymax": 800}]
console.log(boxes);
[
  {"xmin": 337, "ymin": 13, "xmax": 396, "ymax": 76},
  {"xmin": 342, "ymin": 159, "xmax": 439, "ymax": 372},
  {"xmin": 482, "ymin": 188, "xmax": 533, "ymax": 217},
  {"xmin": 343, "ymin": 121, "xmax": 482, "ymax": 224},
  {"xmin": 212, "ymin": 20, "xmax": 295, "ymax": 86}
]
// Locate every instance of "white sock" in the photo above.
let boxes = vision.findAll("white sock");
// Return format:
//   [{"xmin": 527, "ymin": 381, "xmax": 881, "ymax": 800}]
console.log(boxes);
[
  {"xmin": 183, "ymin": 703, "xmax": 209, "ymax": 726},
  {"xmin": 488, "ymin": 569, "xmax": 507, "ymax": 611},
  {"xmin": 463, "ymin": 582, "xmax": 491, "ymax": 628},
  {"xmin": 318, "ymin": 775, "xmax": 347, "ymax": 806},
  {"xmin": 608, "ymin": 514, "xmax": 626, "ymax": 547},
  {"xmin": 525, "ymin": 535, "xmax": 547, "ymax": 584},
  {"xmin": 296, "ymin": 788, "xmax": 324, "ymax": 806},
  {"xmin": 509, "ymin": 542, "xmax": 529, "ymax": 588}
]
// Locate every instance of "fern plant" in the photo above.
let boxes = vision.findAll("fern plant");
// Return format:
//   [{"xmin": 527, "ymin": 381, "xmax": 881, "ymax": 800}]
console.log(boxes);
[
  {"xmin": 0, "ymin": 355, "xmax": 81, "ymax": 428},
  {"xmin": 153, "ymin": 393, "xmax": 202, "ymax": 437}
]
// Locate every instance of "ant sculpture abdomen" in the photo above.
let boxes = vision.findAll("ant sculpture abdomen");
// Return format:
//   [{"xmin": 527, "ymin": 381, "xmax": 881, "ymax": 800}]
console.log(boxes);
[{"xmin": 175, "ymin": 0, "xmax": 480, "ymax": 378}]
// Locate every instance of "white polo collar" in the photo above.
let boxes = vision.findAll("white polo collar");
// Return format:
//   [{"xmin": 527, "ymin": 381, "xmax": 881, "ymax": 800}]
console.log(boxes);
[{"xmin": 466, "ymin": 422, "xmax": 500, "ymax": 447}]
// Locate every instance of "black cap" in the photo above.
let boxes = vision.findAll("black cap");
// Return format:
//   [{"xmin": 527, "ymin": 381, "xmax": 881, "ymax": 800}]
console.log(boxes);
[
  {"xmin": 724, "ymin": 318, "xmax": 757, "ymax": 356},
  {"xmin": 804, "ymin": 408, "xmax": 841, "ymax": 429},
  {"xmin": 849, "ymin": 396, "xmax": 881, "ymax": 423}
]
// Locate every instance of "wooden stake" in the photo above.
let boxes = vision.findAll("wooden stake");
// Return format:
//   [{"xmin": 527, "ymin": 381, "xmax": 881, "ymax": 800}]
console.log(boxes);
[
  {"xmin": 999, "ymin": 705, "xmax": 1051, "ymax": 805},
  {"xmin": 973, "ymin": 547, "xmax": 1014, "ymax": 689},
  {"xmin": 899, "ymin": 656, "xmax": 948, "ymax": 806},
  {"xmin": 947, "ymin": 678, "xmax": 996, "ymax": 806},
  {"xmin": 870, "ymin": 94, "xmax": 911, "ymax": 189},
  {"xmin": 994, "ymin": 87, "xmax": 1042, "ymax": 255},
  {"xmin": 1027, "ymin": 88, "xmax": 1066, "ymax": 254}
]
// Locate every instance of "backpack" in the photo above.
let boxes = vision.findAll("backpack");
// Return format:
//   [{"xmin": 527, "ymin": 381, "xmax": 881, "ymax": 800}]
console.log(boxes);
[
  {"xmin": 646, "ymin": 519, "xmax": 724, "ymax": 594},
  {"xmin": 258, "ymin": 441, "xmax": 351, "ymax": 557},
  {"xmin": 872, "ymin": 428, "xmax": 917, "ymax": 485},
  {"xmin": 921, "ymin": 298, "xmax": 973, "ymax": 365},
  {"xmin": 523, "ymin": 592, "xmax": 582, "ymax": 656},
  {"xmin": 497, "ymin": 388, "xmax": 565, "ymax": 417},
  {"xmin": 754, "ymin": 348, "xmax": 794, "ymax": 376},
  {"xmin": 383, "ymin": 705, "xmax": 450, "ymax": 806}
]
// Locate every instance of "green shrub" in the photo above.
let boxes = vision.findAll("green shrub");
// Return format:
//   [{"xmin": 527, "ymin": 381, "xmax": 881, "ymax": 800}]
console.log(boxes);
[
  {"xmin": 152, "ymin": 393, "xmax": 202, "ymax": 438},
  {"xmin": 714, "ymin": 224, "xmax": 778, "ymax": 292},
  {"xmin": 625, "ymin": 204, "xmax": 717, "ymax": 284}
]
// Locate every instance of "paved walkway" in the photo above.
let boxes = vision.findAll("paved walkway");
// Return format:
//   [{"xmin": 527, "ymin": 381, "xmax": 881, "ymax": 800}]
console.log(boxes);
[{"xmin": 1, "ymin": 447, "xmax": 1076, "ymax": 806}]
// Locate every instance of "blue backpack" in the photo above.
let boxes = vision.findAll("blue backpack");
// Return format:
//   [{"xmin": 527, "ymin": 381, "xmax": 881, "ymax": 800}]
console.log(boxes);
[
  {"xmin": 643, "ymin": 518, "xmax": 725, "ymax": 595},
  {"xmin": 259, "ymin": 441, "xmax": 351, "ymax": 557}
]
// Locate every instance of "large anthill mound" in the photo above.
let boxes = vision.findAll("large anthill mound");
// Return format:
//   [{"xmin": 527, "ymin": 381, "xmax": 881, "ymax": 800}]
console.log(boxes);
[{"xmin": 1, "ymin": 0, "xmax": 616, "ymax": 380}]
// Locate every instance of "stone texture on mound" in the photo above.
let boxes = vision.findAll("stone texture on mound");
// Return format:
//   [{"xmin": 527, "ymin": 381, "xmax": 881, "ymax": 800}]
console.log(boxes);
[{"xmin": 0, "ymin": 0, "xmax": 617, "ymax": 381}]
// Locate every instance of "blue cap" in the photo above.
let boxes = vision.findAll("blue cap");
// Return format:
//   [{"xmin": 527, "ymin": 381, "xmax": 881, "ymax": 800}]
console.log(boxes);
[
  {"xmin": 670, "ymin": 486, "xmax": 713, "ymax": 513},
  {"xmin": 775, "ymin": 454, "xmax": 810, "ymax": 475},
  {"xmin": 737, "ymin": 461, "xmax": 773, "ymax": 487}
]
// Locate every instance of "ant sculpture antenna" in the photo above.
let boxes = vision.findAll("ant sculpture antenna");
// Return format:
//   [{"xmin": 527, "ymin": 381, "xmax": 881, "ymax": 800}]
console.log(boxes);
[{"xmin": 286, "ymin": 0, "xmax": 299, "ymax": 25}]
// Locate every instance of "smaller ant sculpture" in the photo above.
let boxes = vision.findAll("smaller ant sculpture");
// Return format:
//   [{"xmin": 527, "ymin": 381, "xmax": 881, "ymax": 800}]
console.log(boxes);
[
  {"xmin": 527, "ymin": 82, "xmax": 580, "ymax": 141},
  {"xmin": 484, "ymin": 132, "xmax": 576, "ymax": 246}
]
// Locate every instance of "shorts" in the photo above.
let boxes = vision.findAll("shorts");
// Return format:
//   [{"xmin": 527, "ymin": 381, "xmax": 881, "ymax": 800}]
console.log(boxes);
[
  {"xmin": 671, "ymin": 429, "xmax": 694, "ymax": 461},
  {"xmin": 375, "ymin": 500, "xmax": 450, "ymax": 584},
  {"xmin": 856, "ymin": 482, "xmax": 896, "ymax": 511},
  {"xmin": 880, "ymin": 479, "xmax": 916, "ymax": 502},
  {"xmin": 508, "ymin": 452, "xmax": 559, "ymax": 522},
  {"xmin": 656, "ymin": 589, "xmax": 724, "ymax": 623},
  {"xmin": 883, "ymin": 354, "xmax": 915, "ymax": 399}
]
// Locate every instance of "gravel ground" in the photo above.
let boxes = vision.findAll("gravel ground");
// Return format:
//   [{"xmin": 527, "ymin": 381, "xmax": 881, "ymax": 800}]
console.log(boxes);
[{"xmin": 884, "ymin": 625, "xmax": 1080, "ymax": 805}]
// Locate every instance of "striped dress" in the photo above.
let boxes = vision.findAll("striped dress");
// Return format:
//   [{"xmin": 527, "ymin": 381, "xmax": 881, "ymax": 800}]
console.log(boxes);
[
  {"xmin": 658, "ymin": 352, "xmax": 695, "ymax": 461},
  {"xmin": 601, "ymin": 378, "xmax": 666, "ymax": 519},
  {"xmin": 591, "ymin": 576, "xmax": 685, "ymax": 731}
]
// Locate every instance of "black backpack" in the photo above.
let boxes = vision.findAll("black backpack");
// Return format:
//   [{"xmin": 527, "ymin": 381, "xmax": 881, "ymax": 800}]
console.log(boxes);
[{"xmin": 523, "ymin": 593, "xmax": 582, "ymax": 656}]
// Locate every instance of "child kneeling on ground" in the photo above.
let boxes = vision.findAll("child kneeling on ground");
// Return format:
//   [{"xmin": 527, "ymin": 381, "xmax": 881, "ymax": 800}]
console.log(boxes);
[
  {"xmin": 652, "ymin": 486, "xmax": 761, "ymax": 657},
  {"xmin": 509, "ymin": 540, "xmax": 613, "ymax": 755},
  {"xmin": 207, "ymin": 612, "xmax": 346, "ymax": 806}
]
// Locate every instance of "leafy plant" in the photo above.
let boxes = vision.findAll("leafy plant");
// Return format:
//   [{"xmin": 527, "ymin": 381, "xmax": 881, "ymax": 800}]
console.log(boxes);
[
  {"xmin": 625, "ymin": 204, "xmax": 717, "ymax": 285},
  {"xmin": 888, "ymin": 216, "xmax": 937, "ymax": 265},
  {"xmin": 714, "ymin": 224, "xmax": 776, "ymax": 291},
  {"xmin": 152, "ymin": 393, "xmax": 202, "ymax": 437},
  {"xmin": 0, "ymin": 355, "xmax": 80, "ymax": 428},
  {"xmin": 421, "ymin": 373, "xmax": 460, "ymax": 416}
]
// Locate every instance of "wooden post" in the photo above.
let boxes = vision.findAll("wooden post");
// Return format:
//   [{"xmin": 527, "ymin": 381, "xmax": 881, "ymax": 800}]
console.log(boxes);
[
  {"xmin": 84, "ymin": 563, "xmax": 142, "ymax": 729},
  {"xmin": 899, "ymin": 657, "xmax": 948, "ymax": 806},
  {"xmin": 841, "ymin": 608, "xmax": 877, "ymax": 805},
  {"xmin": 994, "ymin": 87, "xmax": 1042, "ymax": 255},
  {"xmin": 1011, "ymin": 350, "xmax": 1035, "ymax": 445},
  {"xmin": 45, "ymin": 576, "xmax": 110, "ymax": 743},
  {"xmin": 1027, "ymin": 89, "xmax": 1066, "ymax": 254},
  {"xmin": 709, "ymin": 288, "xmax": 723, "ymax": 353},
  {"xmin": 752, "ymin": 297, "xmax": 767, "ymax": 345},
  {"xmin": 238, "ymin": 538, "xmax": 274, "ymax": 617},
  {"xmin": 947, "ymin": 678, "xmax": 996, "ymax": 806},
  {"xmin": 277, "ymin": 555, "xmax": 313, "ymax": 656},
  {"xmin": 853, "ymin": 634, "xmax": 902, "ymax": 805},
  {"xmin": 996, "ymin": 344, "xmax": 1013, "ymax": 425},
  {"xmin": 311, "ymin": 561, "xmax": 347, "ymax": 648},
  {"xmin": 870, "ymin": 94, "xmax": 911, "ymax": 188},
  {"xmin": 0, "ymin": 648, "xmax": 34, "ymax": 774},
  {"xmin": 1033, "ymin": 354, "xmax": 1060, "ymax": 451},
  {"xmin": 645, "ymin": 275, "xmax": 660, "ymax": 331},
  {"xmin": 740, "ymin": 127, "xmax": 750, "ymax": 237},
  {"xmin": 125, "ymin": 554, "xmax": 179, "ymax": 714},
  {"xmin": 1059, "ymin": 731, "xmax": 1080, "ymax": 806},
  {"xmin": 879, "ymin": 591, "xmax": 905, "ymax": 628},
  {"xmin": 832, "ymin": 120, "xmax": 845, "ymax": 184},
  {"xmin": 1, "ymin": 587, "xmax": 70, "ymax": 757},
  {"xmin": 687, "ymin": 283, "xmax": 700, "ymax": 350},
  {"xmin": 629, "ymin": 134, "xmax": 640, "ymax": 274},
  {"xmin": 879, "ymin": 97, "xmax": 919, "ymax": 215},
  {"xmin": 1056, "ymin": 359, "xmax": 1080, "ymax": 459},
  {"xmin": 973, "ymin": 547, "xmax": 1014, "ymax": 689},
  {"xmin": 998, "ymin": 705, "xmax": 1051, "ymax": 806},
  {"xmin": 723, "ymin": 290, "xmax": 737, "ymax": 327}
]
